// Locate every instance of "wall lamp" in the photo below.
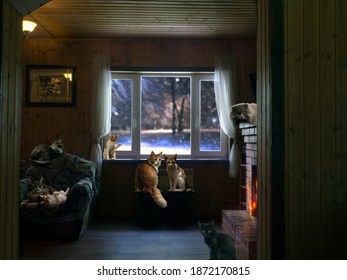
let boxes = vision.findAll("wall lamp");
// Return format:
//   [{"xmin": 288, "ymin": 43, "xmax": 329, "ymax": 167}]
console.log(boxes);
[{"xmin": 22, "ymin": 20, "xmax": 37, "ymax": 39}]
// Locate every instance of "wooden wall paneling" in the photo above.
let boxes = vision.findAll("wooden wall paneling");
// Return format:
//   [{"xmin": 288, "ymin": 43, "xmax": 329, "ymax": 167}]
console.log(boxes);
[
  {"xmin": 319, "ymin": 0, "xmax": 337, "ymax": 258},
  {"xmin": 11, "ymin": 9, "xmax": 22, "ymax": 260},
  {"xmin": 268, "ymin": 0, "xmax": 285, "ymax": 260},
  {"xmin": 97, "ymin": 161, "xmax": 239, "ymax": 220},
  {"xmin": 257, "ymin": 0, "xmax": 270, "ymax": 259},
  {"xmin": 0, "ymin": 1, "xmax": 21, "ymax": 259},
  {"xmin": 285, "ymin": 0, "xmax": 305, "ymax": 259},
  {"xmin": 334, "ymin": 0, "xmax": 347, "ymax": 257},
  {"xmin": 284, "ymin": 0, "xmax": 347, "ymax": 259},
  {"xmin": 0, "ymin": 2, "xmax": 10, "ymax": 259},
  {"xmin": 302, "ymin": 0, "xmax": 321, "ymax": 258},
  {"xmin": 21, "ymin": 39, "xmax": 256, "ymax": 160}
]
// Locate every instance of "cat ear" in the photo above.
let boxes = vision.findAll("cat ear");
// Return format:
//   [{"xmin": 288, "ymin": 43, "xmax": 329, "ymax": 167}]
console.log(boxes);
[
  {"xmin": 164, "ymin": 154, "xmax": 168, "ymax": 160},
  {"xmin": 174, "ymin": 154, "xmax": 177, "ymax": 159}
]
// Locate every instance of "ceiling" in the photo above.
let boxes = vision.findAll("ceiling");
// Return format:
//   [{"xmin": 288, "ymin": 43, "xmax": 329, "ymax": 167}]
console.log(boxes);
[{"xmin": 22, "ymin": 0, "xmax": 257, "ymax": 39}]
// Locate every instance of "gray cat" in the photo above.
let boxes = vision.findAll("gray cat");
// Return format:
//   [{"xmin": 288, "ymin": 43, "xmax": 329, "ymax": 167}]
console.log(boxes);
[
  {"xmin": 198, "ymin": 220, "xmax": 236, "ymax": 260},
  {"xmin": 230, "ymin": 102, "xmax": 257, "ymax": 125},
  {"xmin": 30, "ymin": 139, "xmax": 64, "ymax": 165}
]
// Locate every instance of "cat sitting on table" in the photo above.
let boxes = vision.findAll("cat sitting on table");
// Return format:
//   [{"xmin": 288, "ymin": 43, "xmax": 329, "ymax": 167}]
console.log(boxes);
[
  {"xmin": 134, "ymin": 151, "xmax": 167, "ymax": 208},
  {"xmin": 164, "ymin": 154, "xmax": 188, "ymax": 192}
]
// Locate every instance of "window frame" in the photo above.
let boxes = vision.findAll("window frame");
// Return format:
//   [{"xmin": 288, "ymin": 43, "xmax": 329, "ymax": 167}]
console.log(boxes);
[{"xmin": 110, "ymin": 68, "xmax": 229, "ymax": 160}]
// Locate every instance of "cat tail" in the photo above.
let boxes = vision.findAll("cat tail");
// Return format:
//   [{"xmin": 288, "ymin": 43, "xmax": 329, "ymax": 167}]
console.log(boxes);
[{"xmin": 149, "ymin": 187, "xmax": 167, "ymax": 208}]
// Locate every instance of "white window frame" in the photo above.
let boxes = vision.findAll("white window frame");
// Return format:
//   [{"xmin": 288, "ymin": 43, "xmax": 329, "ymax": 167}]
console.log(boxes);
[{"xmin": 110, "ymin": 70, "xmax": 229, "ymax": 160}]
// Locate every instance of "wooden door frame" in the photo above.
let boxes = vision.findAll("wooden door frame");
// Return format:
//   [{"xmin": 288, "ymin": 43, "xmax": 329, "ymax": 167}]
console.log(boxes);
[{"xmin": 257, "ymin": 0, "xmax": 285, "ymax": 259}]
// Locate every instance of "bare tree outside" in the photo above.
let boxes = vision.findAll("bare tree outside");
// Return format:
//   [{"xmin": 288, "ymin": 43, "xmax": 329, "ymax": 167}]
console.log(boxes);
[{"xmin": 110, "ymin": 74, "xmax": 221, "ymax": 156}]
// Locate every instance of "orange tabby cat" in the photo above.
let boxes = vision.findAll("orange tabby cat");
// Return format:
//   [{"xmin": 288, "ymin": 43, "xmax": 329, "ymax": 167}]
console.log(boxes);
[
  {"xmin": 103, "ymin": 134, "xmax": 121, "ymax": 160},
  {"xmin": 134, "ymin": 151, "xmax": 167, "ymax": 208}
]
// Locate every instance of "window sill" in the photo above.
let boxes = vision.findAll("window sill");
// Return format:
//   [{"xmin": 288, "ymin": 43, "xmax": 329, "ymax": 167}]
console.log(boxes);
[{"xmin": 102, "ymin": 158, "xmax": 229, "ymax": 164}]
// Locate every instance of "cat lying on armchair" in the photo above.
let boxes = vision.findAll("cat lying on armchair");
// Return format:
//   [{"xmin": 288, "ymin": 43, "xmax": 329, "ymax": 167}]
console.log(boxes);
[{"xmin": 20, "ymin": 151, "xmax": 100, "ymax": 240}]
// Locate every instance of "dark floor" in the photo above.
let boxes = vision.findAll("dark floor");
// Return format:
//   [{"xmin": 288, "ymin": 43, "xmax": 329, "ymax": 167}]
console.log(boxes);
[{"xmin": 19, "ymin": 219, "xmax": 215, "ymax": 260}]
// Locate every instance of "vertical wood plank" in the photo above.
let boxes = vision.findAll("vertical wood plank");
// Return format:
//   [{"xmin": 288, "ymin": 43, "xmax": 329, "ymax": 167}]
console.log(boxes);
[
  {"xmin": 284, "ymin": 0, "xmax": 347, "ymax": 259},
  {"xmin": 0, "ymin": 1, "xmax": 21, "ymax": 259},
  {"xmin": 257, "ymin": 0, "xmax": 273, "ymax": 259},
  {"xmin": 0, "ymin": 2, "xmax": 9, "ymax": 259},
  {"xmin": 302, "ymin": 0, "xmax": 321, "ymax": 258},
  {"xmin": 319, "ymin": 0, "xmax": 337, "ymax": 258},
  {"xmin": 334, "ymin": 0, "xmax": 347, "ymax": 256},
  {"xmin": 285, "ymin": 0, "xmax": 305, "ymax": 259}
]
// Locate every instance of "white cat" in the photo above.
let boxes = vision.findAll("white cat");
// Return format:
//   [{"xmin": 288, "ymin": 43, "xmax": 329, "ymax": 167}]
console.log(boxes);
[
  {"xmin": 164, "ymin": 154, "xmax": 187, "ymax": 192},
  {"xmin": 41, "ymin": 188, "xmax": 69, "ymax": 208},
  {"xmin": 103, "ymin": 134, "xmax": 122, "ymax": 160}
]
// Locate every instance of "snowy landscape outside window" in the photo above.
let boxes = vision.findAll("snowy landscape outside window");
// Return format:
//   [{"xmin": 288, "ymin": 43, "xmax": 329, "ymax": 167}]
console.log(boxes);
[{"xmin": 110, "ymin": 71, "xmax": 228, "ymax": 159}]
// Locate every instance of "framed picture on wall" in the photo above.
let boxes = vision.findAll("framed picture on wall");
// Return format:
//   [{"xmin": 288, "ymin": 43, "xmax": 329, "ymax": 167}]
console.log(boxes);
[{"xmin": 26, "ymin": 65, "xmax": 76, "ymax": 106}]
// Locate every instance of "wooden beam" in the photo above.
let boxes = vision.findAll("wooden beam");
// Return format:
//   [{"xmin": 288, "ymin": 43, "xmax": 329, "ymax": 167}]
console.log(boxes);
[{"xmin": 0, "ymin": 1, "xmax": 22, "ymax": 260}]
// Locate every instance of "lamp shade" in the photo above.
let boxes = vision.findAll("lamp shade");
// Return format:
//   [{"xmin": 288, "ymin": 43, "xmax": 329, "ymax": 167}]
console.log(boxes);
[{"xmin": 22, "ymin": 20, "xmax": 37, "ymax": 32}]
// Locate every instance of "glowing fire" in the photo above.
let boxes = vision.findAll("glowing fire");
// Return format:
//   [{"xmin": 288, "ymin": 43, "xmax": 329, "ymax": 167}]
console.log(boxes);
[{"xmin": 251, "ymin": 176, "xmax": 258, "ymax": 216}]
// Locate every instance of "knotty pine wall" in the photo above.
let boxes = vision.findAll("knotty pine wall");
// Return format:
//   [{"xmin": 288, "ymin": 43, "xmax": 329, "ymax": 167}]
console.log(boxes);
[
  {"xmin": 21, "ymin": 38, "xmax": 256, "ymax": 219},
  {"xmin": 283, "ymin": 0, "xmax": 347, "ymax": 259},
  {"xmin": 257, "ymin": 0, "xmax": 347, "ymax": 259}
]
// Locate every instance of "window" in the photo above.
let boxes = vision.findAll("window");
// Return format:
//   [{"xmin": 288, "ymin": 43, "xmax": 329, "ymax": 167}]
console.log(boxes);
[{"xmin": 110, "ymin": 70, "xmax": 228, "ymax": 159}]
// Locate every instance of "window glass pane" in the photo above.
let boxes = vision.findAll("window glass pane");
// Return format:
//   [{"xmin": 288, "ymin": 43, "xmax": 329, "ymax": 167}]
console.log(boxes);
[
  {"xmin": 111, "ymin": 79, "xmax": 132, "ymax": 151},
  {"xmin": 141, "ymin": 76, "xmax": 191, "ymax": 155},
  {"xmin": 200, "ymin": 80, "xmax": 221, "ymax": 151}
]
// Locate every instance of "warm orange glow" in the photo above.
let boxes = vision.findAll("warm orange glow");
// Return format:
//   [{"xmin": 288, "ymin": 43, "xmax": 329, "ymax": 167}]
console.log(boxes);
[{"xmin": 251, "ymin": 176, "xmax": 258, "ymax": 216}]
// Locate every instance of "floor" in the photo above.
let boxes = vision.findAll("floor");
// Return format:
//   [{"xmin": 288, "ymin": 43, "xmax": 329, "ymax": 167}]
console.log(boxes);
[{"xmin": 19, "ymin": 219, "xmax": 214, "ymax": 260}]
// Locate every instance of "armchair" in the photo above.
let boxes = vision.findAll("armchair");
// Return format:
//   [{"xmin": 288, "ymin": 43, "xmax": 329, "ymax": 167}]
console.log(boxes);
[{"xmin": 19, "ymin": 153, "xmax": 100, "ymax": 240}]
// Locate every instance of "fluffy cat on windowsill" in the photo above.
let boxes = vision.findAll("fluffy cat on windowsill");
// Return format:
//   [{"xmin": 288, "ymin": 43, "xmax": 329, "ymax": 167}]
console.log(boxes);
[
  {"xmin": 198, "ymin": 220, "xmax": 236, "ymax": 260},
  {"xmin": 134, "ymin": 151, "xmax": 167, "ymax": 208},
  {"xmin": 103, "ymin": 134, "xmax": 122, "ymax": 160}
]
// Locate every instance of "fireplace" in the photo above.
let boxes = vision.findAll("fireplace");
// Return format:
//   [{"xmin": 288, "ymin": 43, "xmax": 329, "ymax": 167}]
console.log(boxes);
[
  {"xmin": 239, "ymin": 121, "xmax": 258, "ymax": 216},
  {"xmin": 222, "ymin": 121, "xmax": 257, "ymax": 259}
]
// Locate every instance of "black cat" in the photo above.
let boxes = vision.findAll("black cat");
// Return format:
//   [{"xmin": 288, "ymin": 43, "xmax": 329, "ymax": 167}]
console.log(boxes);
[{"xmin": 198, "ymin": 220, "xmax": 236, "ymax": 260}]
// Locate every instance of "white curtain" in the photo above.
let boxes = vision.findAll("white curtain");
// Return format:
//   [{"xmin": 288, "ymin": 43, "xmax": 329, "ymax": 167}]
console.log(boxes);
[
  {"xmin": 214, "ymin": 56, "xmax": 239, "ymax": 178},
  {"xmin": 90, "ymin": 54, "xmax": 111, "ymax": 173}
]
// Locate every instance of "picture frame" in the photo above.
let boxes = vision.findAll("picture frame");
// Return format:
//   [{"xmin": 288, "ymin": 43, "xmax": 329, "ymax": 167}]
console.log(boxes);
[{"xmin": 26, "ymin": 65, "xmax": 76, "ymax": 106}]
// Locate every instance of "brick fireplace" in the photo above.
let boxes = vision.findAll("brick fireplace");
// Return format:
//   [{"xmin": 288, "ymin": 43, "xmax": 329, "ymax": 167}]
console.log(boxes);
[
  {"xmin": 222, "ymin": 121, "xmax": 257, "ymax": 260},
  {"xmin": 239, "ymin": 122, "xmax": 258, "ymax": 216}
]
